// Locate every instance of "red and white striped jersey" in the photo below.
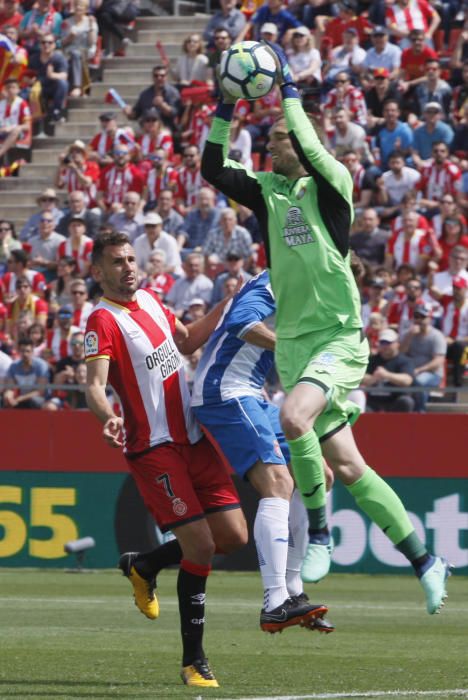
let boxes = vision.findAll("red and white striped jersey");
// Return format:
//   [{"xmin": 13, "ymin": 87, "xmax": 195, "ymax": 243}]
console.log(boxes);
[
  {"xmin": 386, "ymin": 228, "xmax": 437, "ymax": 267},
  {"xmin": 323, "ymin": 86, "xmax": 367, "ymax": 127},
  {"xmin": 387, "ymin": 299, "xmax": 419, "ymax": 335},
  {"xmin": 442, "ymin": 300, "xmax": 468, "ymax": 340},
  {"xmin": 89, "ymin": 128, "xmax": 134, "ymax": 158},
  {"xmin": 177, "ymin": 166, "xmax": 205, "ymax": 209},
  {"xmin": 137, "ymin": 130, "xmax": 173, "ymax": 158},
  {"xmin": 417, "ymin": 161, "xmax": 462, "ymax": 202},
  {"xmin": 391, "ymin": 212, "xmax": 430, "ymax": 239},
  {"xmin": 59, "ymin": 161, "xmax": 100, "ymax": 207},
  {"xmin": 385, "ymin": 0, "xmax": 435, "ymax": 35},
  {"xmin": 350, "ymin": 164, "xmax": 366, "ymax": 202},
  {"xmin": 47, "ymin": 325, "xmax": 80, "ymax": 361},
  {"xmin": 0, "ymin": 269, "xmax": 46, "ymax": 301},
  {"xmin": 99, "ymin": 164, "xmax": 144, "ymax": 206},
  {"xmin": 73, "ymin": 302, "xmax": 93, "ymax": 332},
  {"xmin": 57, "ymin": 236, "xmax": 94, "ymax": 275},
  {"xmin": 0, "ymin": 95, "xmax": 30, "ymax": 127},
  {"xmin": 85, "ymin": 288, "xmax": 201, "ymax": 454},
  {"xmin": 146, "ymin": 166, "xmax": 180, "ymax": 202}
]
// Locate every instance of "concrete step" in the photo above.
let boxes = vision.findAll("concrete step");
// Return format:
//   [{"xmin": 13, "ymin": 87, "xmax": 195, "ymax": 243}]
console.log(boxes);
[
  {"xmin": 104, "ymin": 48, "xmax": 181, "ymax": 65},
  {"xmin": 32, "ymin": 136, "xmax": 75, "ymax": 149},
  {"xmin": 91, "ymin": 81, "xmax": 145, "ymax": 100},
  {"xmin": 31, "ymin": 148, "xmax": 63, "ymax": 164},
  {"xmin": 53, "ymin": 122, "xmax": 102, "ymax": 139},
  {"xmin": 135, "ymin": 15, "xmax": 208, "ymax": 30},
  {"xmin": 136, "ymin": 28, "xmax": 204, "ymax": 44},
  {"xmin": 125, "ymin": 41, "xmax": 178, "ymax": 58},
  {"xmin": 67, "ymin": 108, "xmax": 111, "ymax": 124},
  {"xmin": 0, "ymin": 177, "xmax": 52, "ymax": 191},
  {"xmin": 20, "ymin": 163, "xmax": 58, "ymax": 180},
  {"xmin": 100, "ymin": 68, "xmax": 162, "ymax": 83}
]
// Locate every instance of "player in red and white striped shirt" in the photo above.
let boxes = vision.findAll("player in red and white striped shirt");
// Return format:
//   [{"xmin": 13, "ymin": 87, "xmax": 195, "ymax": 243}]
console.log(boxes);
[
  {"xmin": 85, "ymin": 231, "xmax": 246, "ymax": 688},
  {"xmin": 417, "ymin": 143, "xmax": 462, "ymax": 209},
  {"xmin": 386, "ymin": 211, "xmax": 441, "ymax": 272}
]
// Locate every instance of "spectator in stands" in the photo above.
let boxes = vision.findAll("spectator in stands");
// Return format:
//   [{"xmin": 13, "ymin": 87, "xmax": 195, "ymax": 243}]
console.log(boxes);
[
  {"xmin": 361, "ymin": 327, "xmax": 416, "ymax": 412},
  {"xmin": 133, "ymin": 211, "xmax": 182, "ymax": 275},
  {"xmin": 57, "ymin": 190, "xmax": 100, "ymax": 239},
  {"xmin": 203, "ymin": 208, "xmax": 253, "ymax": 265},
  {"xmin": 46, "ymin": 305, "xmax": 80, "ymax": 361},
  {"xmin": 69, "ymin": 278, "xmax": 93, "ymax": 331},
  {"xmin": 211, "ymin": 251, "xmax": 252, "ymax": 305},
  {"xmin": 341, "ymin": 150, "xmax": 374, "ymax": 215},
  {"xmin": 28, "ymin": 321, "xmax": 47, "ymax": 357},
  {"xmin": 0, "ymin": 249, "xmax": 46, "ymax": 303},
  {"xmin": 165, "ymin": 251, "xmax": 213, "ymax": 317},
  {"xmin": 398, "ymin": 29, "xmax": 438, "ymax": 117},
  {"xmin": 437, "ymin": 218, "xmax": 468, "ymax": 271},
  {"xmin": 55, "ymin": 140, "xmax": 100, "ymax": 207},
  {"xmin": 139, "ymin": 249, "xmax": 175, "ymax": 298},
  {"xmin": 387, "ymin": 276, "xmax": 425, "ymax": 336},
  {"xmin": 364, "ymin": 68, "xmax": 400, "ymax": 133},
  {"xmin": 360, "ymin": 26, "xmax": 402, "ymax": 82},
  {"xmin": 323, "ymin": 72, "xmax": 367, "ymax": 128},
  {"xmin": 350, "ymin": 208, "xmax": 390, "ymax": 267},
  {"xmin": 327, "ymin": 108, "xmax": 372, "ymax": 163},
  {"xmin": 450, "ymin": 61, "xmax": 468, "ymax": 125},
  {"xmin": 391, "ymin": 9, "xmax": 439, "ymax": 52},
  {"xmin": 181, "ymin": 187, "xmax": 220, "ymax": 251},
  {"xmin": 95, "ymin": 0, "xmax": 138, "ymax": 57},
  {"xmin": 414, "ymin": 59, "xmax": 451, "ymax": 119},
  {"xmin": 19, "ymin": 0, "xmax": 62, "ymax": 53},
  {"xmin": 28, "ymin": 33, "xmax": 68, "ymax": 124},
  {"xmin": 61, "ymin": 0, "xmax": 98, "ymax": 97},
  {"xmin": 324, "ymin": 28, "xmax": 366, "ymax": 85},
  {"xmin": 375, "ymin": 150, "xmax": 421, "ymax": 219},
  {"xmin": 319, "ymin": 0, "xmax": 371, "ymax": 47},
  {"xmin": 0, "ymin": 219, "xmax": 21, "ymax": 273},
  {"xmin": 451, "ymin": 102, "xmax": 468, "ymax": 161},
  {"xmin": 53, "ymin": 329, "xmax": 85, "ymax": 385},
  {"xmin": 207, "ymin": 27, "xmax": 232, "ymax": 86},
  {"xmin": 372, "ymin": 99, "xmax": 413, "ymax": 170},
  {"xmin": 416, "ymin": 141, "xmax": 462, "ymax": 212},
  {"xmin": 57, "ymin": 216, "xmax": 93, "ymax": 278},
  {"xmin": 7, "ymin": 276, "xmax": 48, "ymax": 341},
  {"xmin": 430, "ymin": 245, "xmax": 468, "ymax": 297},
  {"xmin": 245, "ymin": 85, "xmax": 282, "ymax": 159},
  {"xmin": 2, "ymin": 337, "xmax": 50, "ymax": 409},
  {"xmin": 29, "ymin": 211, "xmax": 66, "ymax": 281},
  {"xmin": 229, "ymin": 113, "xmax": 253, "ymax": 170},
  {"xmin": 124, "ymin": 65, "xmax": 181, "ymax": 132},
  {"xmin": 108, "ymin": 190, "xmax": 144, "ymax": 242},
  {"xmin": 173, "ymin": 33, "xmax": 211, "ymax": 87},
  {"xmin": 0, "ymin": 78, "xmax": 31, "ymax": 164},
  {"xmin": 442, "ymin": 275, "xmax": 468, "ymax": 386},
  {"xmin": 284, "ymin": 25, "xmax": 321, "ymax": 88},
  {"xmin": 177, "ymin": 144, "xmax": 205, "ymax": 215},
  {"xmin": 20, "ymin": 188, "xmax": 63, "ymax": 242},
  {"xmin": 361, "ymin": 276, "xmax": 389, "ymax": 329},
  {"xmin": 203, "ymin": 0, "xmax": 246, "ymax": 46},
  {"xmin": 237, "ymin": 0, "xmax": 301, "ymax": 44},
  {"xmin": 88, "ymin": 112, "xmax": 133, "ymax": 168},
  {"xmin": 385, "ymin": 210, "xmax": 441, "ymax": 273},
  {"xmin": 136, "ymin": 109, "xmax": 174, "ymax": 167},
  {"xmin": 143, "ymin": 147, "xmax": 180, "ymax": 208},
  {"xmin": 431, "ymin": 194, "xmax": 465, "ymax": 240},
  {"xmin": 412, "ymin": 103, "xmax": 454, "ymax": 167},
  {"xmin": 400, "ymin": 302, "xmax": 447, "ymax": 411},
  {"xmin": 48, "ymin": 255, "xmax": 78, "ymax": 307},
  {"xmin": 97, "ymin": 144, "xmax": 144, "ymax": 215},
  {"xmin": 155, "ymin": 188, "xmax": 186, "ymax": 248},
  {"xmin": 0, "ymin": 0, "xmax": 23, "ymax": 32}
]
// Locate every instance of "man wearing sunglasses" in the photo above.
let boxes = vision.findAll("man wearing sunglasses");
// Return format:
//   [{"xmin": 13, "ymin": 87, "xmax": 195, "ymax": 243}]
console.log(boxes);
[
  {"xmin": 28, "ymin": 210, "xmax": 65, "ymax": 281},
  {"xmin": 28, "ymin": 32, "xmax": 68, "ymax": 123},
  {"xmin": 19, "ymin": 187, "xmax": 63, "ymax": 242}
]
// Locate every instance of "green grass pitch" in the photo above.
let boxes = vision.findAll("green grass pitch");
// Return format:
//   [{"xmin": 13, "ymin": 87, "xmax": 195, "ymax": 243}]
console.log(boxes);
[{"xmin": 0, "ymin": 569, "xmax": 467, "ymax": 700}]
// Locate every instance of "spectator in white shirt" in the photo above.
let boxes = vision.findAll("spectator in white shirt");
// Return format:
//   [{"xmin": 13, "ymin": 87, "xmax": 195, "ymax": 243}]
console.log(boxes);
[
  {"xmin": 165, "ymin": 252, "xmax": 213, "ymax": 318},
  {"xmin": 376, "ymin": 151, "xmax": 421, "ymax": 219},
  {"xmin": 133, "ymin": 212, "xmax": 183, "ymax": 276}
]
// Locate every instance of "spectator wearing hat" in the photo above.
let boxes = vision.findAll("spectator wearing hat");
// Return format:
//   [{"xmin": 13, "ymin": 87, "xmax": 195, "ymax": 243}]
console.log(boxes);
[
  {"xmin": 56, "ymin": 216, "xmax": 93, "ymax": 278},
  {"xmin": 133, "ymin": 211, "xmax": 183, "ymax": 276},
  {"xmin": 165, "ymin": 252, "xmax": 213, "ymax": 317},
  {"xmin": 0, "ymin": 78, "xmax": 31, "ymax": 165},
  {"xmin": 97, "ymin": 144, "xmax": 144, "ymax": 215},
  {"xmin": 376, "ymin": 150, "xmax": 421, "ymax": 219},
  {"xmin": 361, "ymin": 328, "xmax": 416, "ymax": 412},
  {"xmin": 364, "ymin": 69, "xmax": 401, "ymax": 132},
  {"xmin": 441, "ymin": 275, "xmax": 468, "ymax": 386},
  {"xmin": 324, "ymin": 27, "xmax": 366, "ymax": 85},
  {"xmin": 123, "ymin": 65, "xmax": 181, "ymax": 132},
  {"xmin": 2, "ymin": 337, "xmax": 50, "ymax": 409},
  {"xmin": 210, "ymin": 251, "xmax": 252, "ymax": 305},
  {"xmin": 182, "ymin": 187, "xmax": 221, "ymax": 251},
  {"xmin": 203, "ymin": 0, "xmax": 246, "ymax": 46},
  {"xmin": 182, "ymin": 297, "xmax": 208, "ymax": 324},
  {"xmin": 372, "ymin": 99, "xmax": 413, "ymax": 170},
  {"xmin": 284, "ymin": 25, "xmax": 321, "ymax": 87},
  {"xmin": 28, "ymin": 211, "xmax": 66, "ymax": 282},
  {"xmin": 0, "ymin": 249, "xmax": 46, "ymax": 304},
  {"xmin": 88, "ymin": 112, "xmax": 135, "ymax": 168},
  {"xmin": 55, "ymin": 140, "xmax": 100, "ymax": 208},
  {"xmin": 107, "ymin": 191, "xmax": 145, "ymax": 243},
  {"xmin": 323, "ymin": 72, "xmax": 367, "ymax": 128},
  {"xmin": 430, "ymin": 245, "xmax": 468, "ymax": 298},
  {"xmin": 135, "ymin": 108, "xmax": 173, "ymax": 167},
  {"xmin": 400, "ymin": 302, "xmax": 446, "ymax": 411},
  {"xmin": 350, "ymin": 208, "xmax": 390, "ymax": 267},
  {"xmin": 415, "ymin": 141, "xmax": 461, "ymax": 209},
  {"xmin": 46, "ymin": 305, "xmax": 80, "ymax": 362},
  {"xmin": 414, "ymin": 59, "xmax": 451, "ymax": 119},
  {"xmin": 236, "ymin": 0, "xmax": 301, "ymax": 44},
  {"xmin": 154, "ymin": 188, "xmax": 187, "ymax": 248},
  {"xmin": 19, "ymin": 188, "xmax": 63, "ymax": 242},
  {"xmin": 258, "ymin": 22, "xmax": 278, "ymax": 41},
  {"xmin": 57, "ymin": 190, "xmax": 101, "ymax": 240},
  {"xmin": 360, "ymin": 27, "xmax": 402, "ymax": 82}
]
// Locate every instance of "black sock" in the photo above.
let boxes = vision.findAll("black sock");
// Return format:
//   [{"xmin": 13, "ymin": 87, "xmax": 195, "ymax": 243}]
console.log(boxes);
[
  {"xmin": 177, "ymin": 559, "xmax": 210, "ymax": 667},
  {"xmin": 134, "ymin": 539, "xmax": 182, "ymax": 579}
]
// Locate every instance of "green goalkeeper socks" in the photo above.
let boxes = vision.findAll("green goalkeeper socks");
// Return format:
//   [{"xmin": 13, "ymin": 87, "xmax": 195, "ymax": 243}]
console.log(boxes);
[
  {"xmin": 346, "ymin": 466, "xmax": 427, "ymax": 558},
  {"xmin": 288, "ymin": 429, "xmax": 327, "ymax": 530}
]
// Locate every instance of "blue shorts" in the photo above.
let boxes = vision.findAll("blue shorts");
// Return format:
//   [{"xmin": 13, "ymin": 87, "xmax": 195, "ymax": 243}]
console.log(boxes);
[{"xmin": 193, "ymin": 396, "xmax": 290, "ymax": 479}]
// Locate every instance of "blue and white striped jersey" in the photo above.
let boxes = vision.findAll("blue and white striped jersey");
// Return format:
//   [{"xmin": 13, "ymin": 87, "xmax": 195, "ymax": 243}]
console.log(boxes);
[{"xmin": 191, "ymin": 270, "xmax": 275, "ymax": 406}]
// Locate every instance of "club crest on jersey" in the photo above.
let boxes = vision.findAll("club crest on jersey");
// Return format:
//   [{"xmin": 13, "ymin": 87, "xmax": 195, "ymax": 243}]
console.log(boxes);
[
  {"xmin": 172, "ymin": 497, "xmax": 188, "ymax": 516},
  {"xmin": 282, "ymin": 207, "xmax": 315, "ymax": 247},
  {"xmin": 84, "ymin": 331, "xmax": 98, "ymax": 356}
]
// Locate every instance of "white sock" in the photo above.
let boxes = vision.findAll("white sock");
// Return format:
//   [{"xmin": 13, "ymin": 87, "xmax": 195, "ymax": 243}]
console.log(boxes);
[
  {"xmin": 254, "ymin": 497, "xmax": 290, "ymax": 612},
  {"xmin": 286, "ymin": 489, "xmax": 308, "ymax": 597}
]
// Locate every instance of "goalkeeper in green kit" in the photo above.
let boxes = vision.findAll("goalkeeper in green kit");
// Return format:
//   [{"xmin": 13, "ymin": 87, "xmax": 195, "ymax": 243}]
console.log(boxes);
[{"xmin": 201, "ymin": 41, "xmax": 451, "ymax": 615}]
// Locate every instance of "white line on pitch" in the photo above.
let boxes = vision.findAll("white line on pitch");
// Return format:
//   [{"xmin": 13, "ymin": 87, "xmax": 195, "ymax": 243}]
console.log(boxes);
[{"xmin": 221, "ymin": 689, "xmax": 468, "ymax": 700}]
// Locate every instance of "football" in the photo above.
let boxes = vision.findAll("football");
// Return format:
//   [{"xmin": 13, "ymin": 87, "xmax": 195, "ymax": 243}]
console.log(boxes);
[{"xmin": 219, "ymin": 41, "xmax": 277, "ymax": 101}]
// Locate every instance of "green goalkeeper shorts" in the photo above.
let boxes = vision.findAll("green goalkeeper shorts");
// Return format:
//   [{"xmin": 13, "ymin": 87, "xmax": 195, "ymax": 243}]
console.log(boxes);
[{"xmin": 275, "ymin": 325, "xmax": 369, "ymax": 441}]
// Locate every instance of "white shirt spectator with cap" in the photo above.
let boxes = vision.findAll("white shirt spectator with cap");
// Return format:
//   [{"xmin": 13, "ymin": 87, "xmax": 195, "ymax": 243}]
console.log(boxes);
[{"xmin": 133, "ymin": 212, "xmax": 183, "ymax": 276}]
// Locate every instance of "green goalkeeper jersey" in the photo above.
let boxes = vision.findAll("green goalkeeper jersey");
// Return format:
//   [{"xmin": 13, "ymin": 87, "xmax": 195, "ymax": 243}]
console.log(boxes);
[{"xmin": 202, "ymin": 97, "xmax": 362, "ymax": 340}]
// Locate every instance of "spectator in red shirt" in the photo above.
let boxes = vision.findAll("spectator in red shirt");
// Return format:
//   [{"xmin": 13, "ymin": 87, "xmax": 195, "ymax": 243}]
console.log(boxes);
[
  {"xmin": 385, "ymin": 210, "xmax": 441, "ymax": 273},
  {"xmin": 416, "ymin": 141, "xmax": 462, "ymax": 208},
  {"xmin": 97, "ymin": 144, "xmax": 144, "ymax": 215},
  {"xmin": 320, "ymin": 0, "xmax": 372, "ymax": 48},
  {"xmin": 399, "ymin": 28, "xmax": 438, "ymax": 89},
  {"xmin": 55, "ymin": 140, "xmax": 100, "ymax": 208},
  {"xmin": 88, "ymin": 112, "xmax": 134, "ymax": 168},
  {"xmin": 437, "ymin": 218, "xmax": 468, "ymax": 271},
  {"xmin": 0, "ymin": 0, "xmax": 23, "ymax": 31}
]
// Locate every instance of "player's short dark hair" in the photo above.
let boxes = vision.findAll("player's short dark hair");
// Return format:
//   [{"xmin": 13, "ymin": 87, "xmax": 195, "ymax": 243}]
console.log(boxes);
[{"xmin": 91, "ymin": 231, "xmax": 130, "ymax": 265}]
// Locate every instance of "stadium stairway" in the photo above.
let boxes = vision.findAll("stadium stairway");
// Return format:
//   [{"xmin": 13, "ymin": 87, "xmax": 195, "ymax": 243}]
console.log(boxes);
[{"xmin": 0, "ymin": 14, "xmax": 209, "ymax": 230}]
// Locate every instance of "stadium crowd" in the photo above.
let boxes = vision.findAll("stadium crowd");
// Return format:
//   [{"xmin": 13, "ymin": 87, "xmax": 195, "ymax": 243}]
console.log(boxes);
[{"xmin": 0, "ymin": 0, "xmax": 467, "ymax": 411}]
